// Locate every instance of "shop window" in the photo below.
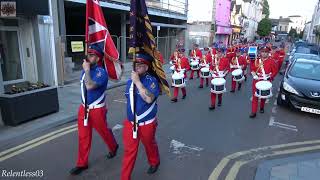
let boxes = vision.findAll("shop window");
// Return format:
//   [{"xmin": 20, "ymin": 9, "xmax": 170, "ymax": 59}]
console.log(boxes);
[{"xmin": 0, "ymin": 30, "xmax": 23, "ymax": 82}]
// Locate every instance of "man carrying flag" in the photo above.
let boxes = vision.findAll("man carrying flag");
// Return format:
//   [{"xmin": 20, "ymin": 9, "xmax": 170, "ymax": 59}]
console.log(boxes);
[
  {"xmin": 121, "ymin": 0, "xmax": 170, "ymax": 179},
  {"xmin": 70, "ymin": 0, "xmax": 121, "ymax": 175}
]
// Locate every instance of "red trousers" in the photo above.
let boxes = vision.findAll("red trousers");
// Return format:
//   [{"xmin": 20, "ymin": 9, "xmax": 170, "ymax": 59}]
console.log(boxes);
[
  {"xmin": 251, "ymin": 80, "xmax": 266, "ymax": 113},
  {"xmin": 121, "ymin": 119, "xmax": 160, "ymax": 180},
  {"xmin": 76, "ymin": 105, "xmax": 118, "ymax": 167},
  {"xmin": 231, "ymin": 77, "xmax": 242, "ymax": 91},
  {"xmin": 211, "ymin": 93, "xmax": 222, "ymax": 107},
  {"xmin": 190, "ymin": 70, "xmax": 200, "ymax": 79},
  {"xmin": 200, "ymin": 77, "xmax": 209, "ymax": 86},
  {"xmin": 173, "ymin": 87, "xmax": 186, "ymax": 99}
]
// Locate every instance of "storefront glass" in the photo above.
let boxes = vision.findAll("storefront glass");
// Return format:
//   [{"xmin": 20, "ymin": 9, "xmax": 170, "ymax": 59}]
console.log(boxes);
[{"xmin": 0, "ymin": 30, "xmax": 23, "ymax": 82}]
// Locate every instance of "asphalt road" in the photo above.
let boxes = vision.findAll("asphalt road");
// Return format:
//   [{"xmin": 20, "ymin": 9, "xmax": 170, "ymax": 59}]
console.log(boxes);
[{"xmin": 1, "ymin": 70, "xmax": 319, "ymax": 180}]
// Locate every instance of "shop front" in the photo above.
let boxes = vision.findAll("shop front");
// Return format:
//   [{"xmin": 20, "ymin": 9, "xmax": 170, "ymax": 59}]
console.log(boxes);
[{"xmin": 0, "ymin": 0, "xmax": 59, "ymax": 126}]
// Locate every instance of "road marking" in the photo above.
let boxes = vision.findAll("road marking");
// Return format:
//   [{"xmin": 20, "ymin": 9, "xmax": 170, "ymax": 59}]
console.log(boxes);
[
  {"xmin": 224, "ymin": 144, "xmax": 320, "ymax": 180},
  {"xmin": 0, "ymin": 123, "xmax": 124, "ymax": 162},
  {"xmin": 274, "ymin": 100, "xmax": 277, "ymax": 106},
  {"xmin": 112, "ymin": 124, "xmax": 123, "ymax": 131},
  {"xmin": 113, "ymin": 99, "xmax": 127, "ymax": 104},
  {"xmin": 170, "ymin": 139, "xmax": 203, "ymax": 155},
  {"xmin": 208, "ymin": 139, "xmax": 320, "ymax": 180},
  {"xmin": 272, "ymin": 107, "xmax": 277, "ymax": 114},
  {"xmin": 0, "ymin": 124, "xmax": 77, "ymax": 158},
  {"xmin": 269, "ymin": 116, "xmax": 297, "ymax": 131},
  {"xmin": 0, "ymin": 127, "xmax": 77, "ymax": 162}
]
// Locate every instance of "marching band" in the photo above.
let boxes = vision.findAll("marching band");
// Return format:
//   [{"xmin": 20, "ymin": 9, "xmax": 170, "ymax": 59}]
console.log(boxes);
[{"xmin": 169, "ymin": 42, "xmax": 286, "ymax": 117}]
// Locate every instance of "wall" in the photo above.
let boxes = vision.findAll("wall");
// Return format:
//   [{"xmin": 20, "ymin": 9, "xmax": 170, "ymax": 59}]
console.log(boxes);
[{"xmin": 215, "ymin": 0, "xmax": 231, "ymax": 28}]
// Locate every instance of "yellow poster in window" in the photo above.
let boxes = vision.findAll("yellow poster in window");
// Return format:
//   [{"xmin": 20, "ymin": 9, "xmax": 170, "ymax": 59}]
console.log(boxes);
[{"xmin": 71, "ymin": 41, "xmax": 84, "ymax": 52}]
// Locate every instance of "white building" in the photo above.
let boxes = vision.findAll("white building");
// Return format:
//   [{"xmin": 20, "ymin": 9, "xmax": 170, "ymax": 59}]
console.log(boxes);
[
  {"xmin": 240, "ymin": 0, "xmax": 263, "ymax": 41},
  {"xmin": 288, "ymin": 15, "xmax": 306, "ymax": 34},
  {"xmin": 306, "ymin": 0, "xmax": 320, "ymax": 44}
]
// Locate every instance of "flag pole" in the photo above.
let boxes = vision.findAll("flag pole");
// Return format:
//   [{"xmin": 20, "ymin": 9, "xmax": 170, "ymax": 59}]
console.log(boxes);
[
  {"xmin": 84, "ymin": 0, "xmax": 89, "ymax": 126},
  {"xmin": 132, "ymin": 49, "xmax": 138, "ymax": 139}
]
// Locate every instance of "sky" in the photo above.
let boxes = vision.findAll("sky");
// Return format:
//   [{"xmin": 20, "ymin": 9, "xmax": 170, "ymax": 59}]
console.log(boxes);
[
  {"xmin": 268, "ymin": 0, "xmax": 317, "ymax": 21},
  {"xmin": 188, "ymin": 0, "xmax": 318, "ymax": 23}
]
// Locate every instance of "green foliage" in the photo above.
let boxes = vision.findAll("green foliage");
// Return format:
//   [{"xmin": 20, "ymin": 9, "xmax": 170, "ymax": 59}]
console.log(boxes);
[
  {"xmin": 257, "ymin": 18, "xmax": 272, "ymax": 37},
  {"xmin": 262, "ymin": 0, "xmax": 270, "ymax": 18}
]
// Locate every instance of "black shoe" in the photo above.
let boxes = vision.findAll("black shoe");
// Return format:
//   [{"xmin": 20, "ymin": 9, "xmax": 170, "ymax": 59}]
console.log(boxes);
[
  {"xmin": 69, "ymin": 166, "xmax": 88, "ymax": 175},
  {"xmin": 230, "ymin": 90, "xmax": 235, "ymax": 93},
  {"xmin": 218, "ymin": 102, "xmax": 222, "ymax": 106},
  {"xmin": 171, "ymin": 98, "xmax": 178, "ymax": 103},
  {"xmin": 147, "ymin": 164, "xmax": 159, "ymax": 174},
  {"xmin": 198, "ymin": 85, "xmax": 203, "ymax": 89},
  {"xmin": 182, "ymin": 95, "xmax": 186, "ymax": 99},
  {"xmin": 238, "ymin": 84, "xmax": 242, "ymax": 90},
  {"xmin": 106, "ymin": 144, "xmax": 119, "ymax": 159},
  {"xmin": 209, "ymin": 106, "xmax": 215, "ymax": 110},
  {"xmin": 260, "ymin": 108, "xmax": 264, "ymax": 113},
  {"xmin": 249, "ymin": 113, "xmax": 256, "ymax": 118}
]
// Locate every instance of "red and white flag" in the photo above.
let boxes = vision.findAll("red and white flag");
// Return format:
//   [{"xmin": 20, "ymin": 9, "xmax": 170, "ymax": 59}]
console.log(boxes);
[{"xmin": 86, "ymin": 0, "xmax": 122, "ymax": 80}]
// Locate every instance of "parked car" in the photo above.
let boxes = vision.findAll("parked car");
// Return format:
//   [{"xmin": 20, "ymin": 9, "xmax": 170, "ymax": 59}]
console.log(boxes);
[
  {"xmin": 287, "ymin": 53, "xmax": 320, "ymax": 64},
  {"xmin": 277, "ymin": 58, "xmax": 320, "ymax": 115}
]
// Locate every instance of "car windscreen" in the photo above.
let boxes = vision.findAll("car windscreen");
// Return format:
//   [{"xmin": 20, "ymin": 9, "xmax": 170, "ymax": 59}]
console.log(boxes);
[
  {"xmin": 293, "ymin": 55, "xmax": 320, "ymax": 61},
  {"xmin": 289, "ymin": 60, "xmax": 320, "ymax": 81}
]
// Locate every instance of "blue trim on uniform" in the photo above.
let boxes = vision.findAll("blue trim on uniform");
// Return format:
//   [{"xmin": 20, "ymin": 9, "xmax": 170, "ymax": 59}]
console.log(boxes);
[{"xmin": 125, "ymin": 73, "xmax": 160, "ymax": 123}]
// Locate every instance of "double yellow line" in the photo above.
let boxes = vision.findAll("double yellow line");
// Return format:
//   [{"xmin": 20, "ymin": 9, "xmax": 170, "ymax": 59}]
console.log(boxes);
[
  {"xmin": 209, "ymin": 139, "xmax": 320, "ymax": 180},
  {"xmin": 0, "ymin": 124, "xmax": 78, "ymax": 162}
]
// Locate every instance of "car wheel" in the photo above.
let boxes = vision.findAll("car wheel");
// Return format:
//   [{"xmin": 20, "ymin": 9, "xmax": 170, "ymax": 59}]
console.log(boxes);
[{"xmin": 277, "ymin": 93, "xmax": 284, "ymax": 106}]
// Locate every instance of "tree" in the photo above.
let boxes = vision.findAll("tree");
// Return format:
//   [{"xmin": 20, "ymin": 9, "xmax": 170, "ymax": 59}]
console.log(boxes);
[
  {"xmin": 299, "ymin": 30, "xmax": 304, "ymax": 39},
  {"xmin": 288, "ymin": 28, "xmax": 298, "ymax": 38},
  {"xmin": 262, "ymin": 0, "xmax": 270, "ymax": 18},
  {"xmin": 257, "ymin": 18, "xmax": 272, "ymax": 37}
]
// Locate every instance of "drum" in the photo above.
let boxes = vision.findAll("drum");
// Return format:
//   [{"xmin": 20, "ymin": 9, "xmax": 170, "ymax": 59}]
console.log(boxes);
[
  {"xmin": 255, "ymin": 80, "xmax": 273, "ymax": 99},
  {"xmin": 170, "ymin": 66, "xmax": 175, "ymax": 74},
  {"xmin": 211, "ymin": 78, "xmax": 226, "ymax": 94},
  {"xmin": 200, "ymin": 67, "xmax": 210, "ymax": 78},
  {"xmin": 201, "ymin": 63, "xmax": 209, "ymax": 68},
  {"xmin": 172, "ymin": 72, "xmax": 185, "ymax": 87},
  {"xmin": 190, "ymin": 61, "xmax": 200, "ymax": 70},
  {"xmin": 232, "ymin": 69, "xmax": 245, "ymax": 82}
]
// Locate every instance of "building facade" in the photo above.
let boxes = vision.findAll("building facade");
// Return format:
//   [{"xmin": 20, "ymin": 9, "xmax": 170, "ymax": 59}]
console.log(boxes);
[
  {"xmin": 215, "ymin": 0, "xmax": 232, "ymax": 46},
  {"xmin": 288, "ymin": 15, "xmax": 306, "ymax": 34},
  {"xmin": 306, "ymin": 0, "xmax": 320, "ymax": 44},
  {"xmin": 0, "ymin": 0, "xmax": 60, "ymax": 125},
  {"xmin": 59, "ymin": 0, "xmax": 188, "ymax": 84},
  {"xmin": 241, "ymin": 0, "xmax": 263, "ymax": 41},
  {"xmin": 230, "ymin": 0, "xmax": 243, "ymax": 43}
]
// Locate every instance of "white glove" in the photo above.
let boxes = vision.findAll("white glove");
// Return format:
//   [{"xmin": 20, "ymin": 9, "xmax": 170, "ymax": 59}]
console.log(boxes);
[
  {"xmin": 253, "ymin": 75, "xmax": 259, "ymax": 80},
  {"xmin": 212, "ymin": 74, "xmax": 217, "ymax": 78}
]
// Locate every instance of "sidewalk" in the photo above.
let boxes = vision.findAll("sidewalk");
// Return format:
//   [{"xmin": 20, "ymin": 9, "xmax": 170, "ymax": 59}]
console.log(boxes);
[
  {"xmin": 0, "ymin": 62, "xmax": 172, "ymax": 149},
  {"xmin": 255, "ymin": 152, "xmax": 320, "ymax": 180}
]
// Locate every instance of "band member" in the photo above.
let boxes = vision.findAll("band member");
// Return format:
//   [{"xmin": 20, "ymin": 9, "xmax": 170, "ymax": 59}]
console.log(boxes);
[
  {"xmin": 209, "ymin": 48, "xmax": 230, "ymax": 110},
  {"xmin": 276, "ymin": 44, "xmax": 286, "ymax": 72},
  {"xmin": 189, "ymin": 44, "xmax": 202, "ymax": 79},
  {"xmin": 199, "ymin": 53, "xmax": 211, "ymax": 88},
  {"xmin": 121, "ymin": 53, "xmax": 161, "ymax": 180},
  {"xmin": 241, "ymin": 47, "xmax": 250, "ymax": 81},
  {"xmin": 70, "ymin": 45, "xmax": 119, "ymax": 175},
  {"xmin": 171, "ymin": 49, "xmax": 190, "ymax": 102},
  {"xmin": 230, "ymin": 49, "xmax": 247, "ymax": 92},
  {"xmin": 250, "ymin": 46, "xmax": 277, "ymax": 118}
]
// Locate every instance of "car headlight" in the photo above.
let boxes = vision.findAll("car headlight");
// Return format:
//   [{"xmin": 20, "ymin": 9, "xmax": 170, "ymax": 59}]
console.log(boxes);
[{"xmin": 283, "ymin": 82, "xmax": 299, "ymax": 95}]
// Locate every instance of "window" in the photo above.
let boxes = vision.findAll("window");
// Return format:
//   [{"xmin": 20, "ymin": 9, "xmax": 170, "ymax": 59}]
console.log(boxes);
[{"xmin": 0, "ymin": 29, "xmax": 23, "ymax": 82}]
